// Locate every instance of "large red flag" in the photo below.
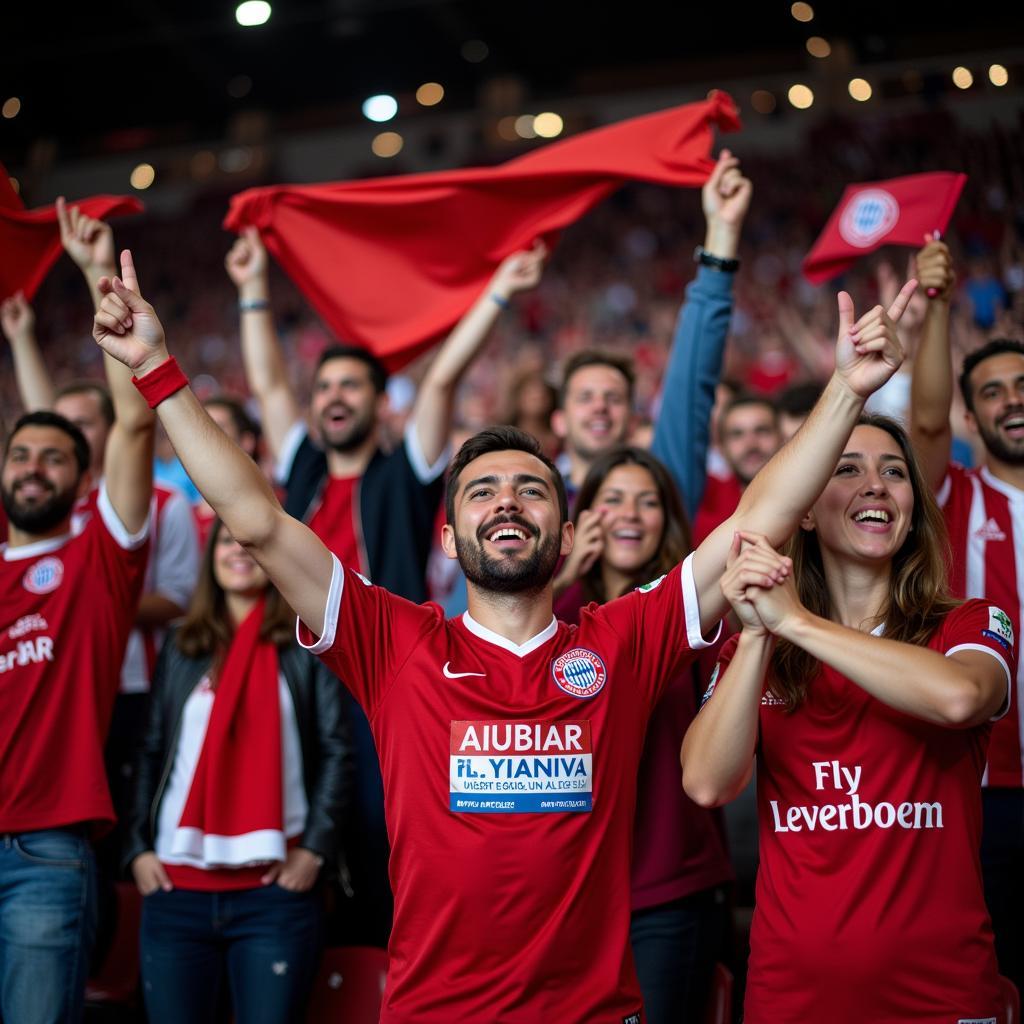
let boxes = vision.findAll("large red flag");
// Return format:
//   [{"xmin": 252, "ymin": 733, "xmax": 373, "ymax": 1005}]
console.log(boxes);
[
  {"xmin": 0, "ymin": 166, "xmax": 143, "ymax": 301},
  {"xmin": 226, "ymin": 91, "xmax": 740, "ymax": 370},
  {"xmin": 802, "ymin": 171, "xmax": 967, "ymax": 285}
]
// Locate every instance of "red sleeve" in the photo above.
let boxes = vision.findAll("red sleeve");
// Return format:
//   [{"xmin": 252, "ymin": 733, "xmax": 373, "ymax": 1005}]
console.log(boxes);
[
  {"xmin": 296, "ymin": 554, "xmax": 442, "ymax": 718},
  {"xmin": 940, "ymin": 599, "xmax": 1017, "ymax": 720},
  {"xmin": 589, "ymin": 552, "xmax": 721, "ymax": 707}
]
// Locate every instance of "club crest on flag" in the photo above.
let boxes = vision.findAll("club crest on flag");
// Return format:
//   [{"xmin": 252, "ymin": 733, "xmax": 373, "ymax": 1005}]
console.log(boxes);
[
  {"xmin": 839, "ymin": 189, "xmax": 900, "ymax": 248},
  {"xmin": 22, "ymin": 556, "xmax": 64, "ymax": 595},
  {"xmin": 551, "ymin": 648, "xmax": 607, "ymax": 699}
]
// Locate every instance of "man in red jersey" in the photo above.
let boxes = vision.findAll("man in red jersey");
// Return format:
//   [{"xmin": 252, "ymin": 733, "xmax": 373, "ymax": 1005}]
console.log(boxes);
[
  {"xmin": 98, "ymin": 248, "xmax": 914, "ymax": 1022},
  {"xmin": 0, "ymin": 252, "xmax": 154, "ymax": 1023},
  {"xmin": 909, "ymin": 235, "xmax": 1024, "ymax": 993}
]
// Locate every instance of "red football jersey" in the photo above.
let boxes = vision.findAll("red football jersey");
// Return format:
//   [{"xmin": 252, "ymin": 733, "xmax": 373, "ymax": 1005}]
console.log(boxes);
[
  {"xmin": 707, "ymin": 600, "xmax": 1012, "ymax": 1023},
  {"xmin": 940, "ymin": 463, "xmax": 1024, "ymax": 787},
  {"xmin": 299, "ymin": 555, "xmax": 717, "ymax": 1024},
  {"xmin": 0, "ymin": 485, "xmax": 149, "ymax": 832},
  {"xmin": 308, "ymin": 475, "xmax": 364, "ymax": 573}
]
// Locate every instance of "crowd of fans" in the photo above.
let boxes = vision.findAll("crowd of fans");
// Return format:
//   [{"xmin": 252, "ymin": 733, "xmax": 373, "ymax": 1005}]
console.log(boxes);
[{"xmin": 0, "ymin": 98, "xmax": 1022, "ymax": 1024}]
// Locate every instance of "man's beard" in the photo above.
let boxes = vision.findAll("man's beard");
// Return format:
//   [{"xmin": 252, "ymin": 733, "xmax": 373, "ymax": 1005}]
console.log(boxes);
[
  {"xmin": 320, "ymin": 406, "xmax": 375, "ymax": 454},
  {"xmin": 455, "ymin": 515, "xmax": 561, "ymax": 595},
  {"xmin": 729, "ymin": 448, "xmax": 771, "ymax": 486},
  {"xmin": 978, "ymin": 413, "xmax": 1024, "ymax": 466},
  {"xmin": 1, "ymin": 475, "xmax": 79, "ymax": 534}
]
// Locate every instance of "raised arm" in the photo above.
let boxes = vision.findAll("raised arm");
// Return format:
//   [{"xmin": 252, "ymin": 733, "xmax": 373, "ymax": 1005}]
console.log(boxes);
[
  {"xmin": 908, "ymin": 236, "xmax": 956, "ymax": 491},
  {"xmin": 0, "ymin": 293, "xmax": 56, "ymax": 411},
  {"xmin": 651, "ymin": 149, "xmax": 751, "ymax": 519},
  {"xmin": 93, "ymin": 251, "xmax": 334, "ymax": 636},
  {"xmin": 745, "ymin": 550, "xmax": 1007, "ymax": 728},
  {"xmin": 90, "ymin": 251, "xmax": 154, "ymax": 534},
  {"xmin": 226, "ymin": 227, "xmax": 303, "ymax": 462},
  {"xmin": 411, "ymin": 243, "xmax": 546, "ymax": 465},
  {"xmin": 691, "ymin": 280, "xmax": 918, "ymax": 633},
  {"xmin": 681, "ymin": 535, "xmax": 783, "ymax": 806}
]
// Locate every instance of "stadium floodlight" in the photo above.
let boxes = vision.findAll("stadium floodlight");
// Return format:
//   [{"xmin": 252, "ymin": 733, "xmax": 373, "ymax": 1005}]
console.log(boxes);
[
  {"xmin": 236, "ymin": 2, "xmax": 271, "ymax": 27},
  {"xmin": 363, "ymin": 94, "xmax": 398, "ymax": 123}
]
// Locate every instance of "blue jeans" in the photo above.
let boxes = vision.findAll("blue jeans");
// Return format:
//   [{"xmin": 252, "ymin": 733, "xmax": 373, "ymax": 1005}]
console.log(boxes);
[
  {"xmin": 0, "ymin": 828, "xmax": 97, "ymax": 1024},
  {"xmin": 630, "ymin": 887, "xmax": 730, "ymax": 1024},
  {"xmin": 140, "ymin": 884, "xmax": 323, "ymax": 1024}
]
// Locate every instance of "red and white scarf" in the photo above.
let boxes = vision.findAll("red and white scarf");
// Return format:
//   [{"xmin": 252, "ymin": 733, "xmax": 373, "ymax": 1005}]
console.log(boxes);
[{"xmin": 170, "ymin": 599, "xmax": 284, "ymax": 867}]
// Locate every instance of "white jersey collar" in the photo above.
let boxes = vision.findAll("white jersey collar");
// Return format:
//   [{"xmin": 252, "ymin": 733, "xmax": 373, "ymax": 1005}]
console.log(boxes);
[{"xmin": 461, "ymin": 612, "xmax": 558, "ymax": 658}]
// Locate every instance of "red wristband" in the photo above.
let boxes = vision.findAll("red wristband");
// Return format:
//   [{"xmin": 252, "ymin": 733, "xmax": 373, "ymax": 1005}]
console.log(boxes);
[{"xmin": 132, "ymin": 356, "xmax": 188, "ymax": 409}]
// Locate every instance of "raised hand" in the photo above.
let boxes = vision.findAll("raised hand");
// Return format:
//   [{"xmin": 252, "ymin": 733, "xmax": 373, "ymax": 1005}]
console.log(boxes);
[
  {"xmin": 915, "ymin": 233, "xmax": 955, "ymax": 303},
  {"xmin": 702, "ymin": 148, "xmax": 752, "ymax": 231},
  {"xmin": 56, "ymin": 196, "xmax": 116, "ymax": 277},
  {"xmin": 225, "ymin": 225, "xmax": 268, "ymax": 291},
  {"xmin": 558, "ymin": 508, "xmax": 606, "ymax": 587},
  {"xmin": 721, "ymin": 532, "xmax": 791, "ymax": 636},
  {"xmin": 92, "ymin": 250, "xmax": 168, "ymax": 375},
  {"xmin": 0, "ymin": 291, "xmax": 34, "ymax": 343},
  {"xmin": 491, "ymin": 241, "xmax": 547, "ymax": 300},
  {"xmin": 833, "ymin": 278, "xmax": 917, "ymax": 399}
]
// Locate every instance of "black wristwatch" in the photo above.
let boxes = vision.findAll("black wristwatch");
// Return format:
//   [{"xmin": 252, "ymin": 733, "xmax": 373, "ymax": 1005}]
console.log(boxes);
[{"xmin": 694, "ymin": 245, "xmax": 740, "ymax": 273}]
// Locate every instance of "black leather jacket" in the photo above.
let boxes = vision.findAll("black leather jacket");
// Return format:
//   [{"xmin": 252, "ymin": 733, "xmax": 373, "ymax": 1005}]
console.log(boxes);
[{"xmin": 123, "ymin": 628, "xmax": 352, "ymax": 875}]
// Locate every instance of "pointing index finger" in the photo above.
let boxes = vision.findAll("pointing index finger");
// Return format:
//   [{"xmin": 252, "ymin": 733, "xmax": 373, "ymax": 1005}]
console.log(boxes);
[
  {"xmin": 886, "ymin": 279, "xmax": 918, "ymax": 323},
  {"xmin": 119, "ymin": 249, "xmax": 140, "ymax": 294},
  {"xmin": 55, "ymin": 196, "xmax": 71, "ymax": 240}
]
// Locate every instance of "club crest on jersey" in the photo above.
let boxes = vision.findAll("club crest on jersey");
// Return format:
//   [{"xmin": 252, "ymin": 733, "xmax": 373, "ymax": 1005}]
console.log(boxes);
[
  {"xmin": 551, "ymin": 648, "xmax": 607, "ymax": 699},
  {"xmin": 22, "ymin": 557, "xmax": 63, "ymax": 595},
  {"xmin": 839, "ymin": 188, "xmax": 899, "ymax": 248}
]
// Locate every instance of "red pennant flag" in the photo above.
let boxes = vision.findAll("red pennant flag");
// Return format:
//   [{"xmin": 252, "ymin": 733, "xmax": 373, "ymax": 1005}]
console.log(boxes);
[
  {"xmin": 0, "ymin": 165, "xmax": 144, "ymax": 301},
  {"xmin": 802, "ymin": 171, "xmax": 967, "ymax": 285},
  {"xmin": 226, "ymin": 91, "xmax": 740, "ymax": 370}
]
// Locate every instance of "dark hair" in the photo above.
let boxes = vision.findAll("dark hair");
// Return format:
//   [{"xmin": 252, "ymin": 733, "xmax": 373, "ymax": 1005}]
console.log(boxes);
[
  {"xmin": 719, "ymin": 393, "xmax": 779, "ymax": 439},
  {"xmin": 769, "ymin": 413, "xmax": 959, "ymax": 710},
  {"xmin": 176, "ymin": 518, "xmax": 296, "ymax": 660},
  {"xmin": 5, "ymin": 411, "xmax": 90, "ymax": 475},
  {"xmin": 204, "ymin": 395, "xmax": 259, "ymax": 442},
  {"xmin": 777, "ymin": 382, "xmax": 821, "ymax": 419},
  {"xmin": 446, "ymin": 425, "xmax": 568, "ymax": 525},
  {"xmin": 316, "ymin": 345, "xmax": 388, "ymax": 395},
  {"xmin": 958, "ymin": 338, "xmax": 1024, "ymax": 413},
  {"xmin": 573, "ymin": 446, "xmax": 692, "ymax": 603},
  {"xmin": 55, "ymin": 381, "xmax": 115, "ymax": 427},
  {"xmin": 558, "ymin": 350, "xmax": 635, "ymax": 408}
]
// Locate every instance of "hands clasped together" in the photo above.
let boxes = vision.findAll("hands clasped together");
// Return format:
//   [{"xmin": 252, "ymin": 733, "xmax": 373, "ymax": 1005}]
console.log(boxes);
[{"xmin": 721, "ymin": 531, "xmax": 799, "ymax": 639}]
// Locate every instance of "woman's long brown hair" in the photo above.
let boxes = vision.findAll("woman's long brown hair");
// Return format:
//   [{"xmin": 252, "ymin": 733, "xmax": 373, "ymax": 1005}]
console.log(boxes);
[
  {"xmin": 769, "ymin": 413, "xmax": 959, "ymax": 709},
  {"xmin": 573, "ymin": 446, "xmax": 692, "ymax": 603},
  {"xmin": 175, "ymin": 518, "xmax": 296, "ymax": 661}
]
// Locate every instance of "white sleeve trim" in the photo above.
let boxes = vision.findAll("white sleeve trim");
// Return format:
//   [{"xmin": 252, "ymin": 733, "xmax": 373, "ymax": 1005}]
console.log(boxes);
[
  {"xmin": 275, "ymin": 420, "xmax": 309, "ymax": 484},
  {"xmin": 404, "ymin": 420, "xmax": 450, "ymax": 485},
  {"xmin": 936, "ymin": 472, "xmax": 952, "ymax": 509},
  {"xmin": 295, "ymin": 553, "xmax": 344, "ymax": 655},
  {"xmin": 97, "ymin": 482, "xmax": 150, "ymax": 551},
  {"xmin": 945, "ymin": 642, "xmax": 1012, "ymax": 721},
  {"xmin": 681, "ymin": 552, "xmax": 722, "ymax": 651}
]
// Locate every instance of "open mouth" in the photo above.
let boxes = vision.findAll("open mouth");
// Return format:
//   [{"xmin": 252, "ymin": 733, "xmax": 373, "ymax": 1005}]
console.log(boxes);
[
  {"xmin": 851, "ymin": 507, "xmax": 892, "ymax": 532},
  {"xmin": 480, "ymin": 518, "xmax": 536, "ymax": 552},
  {"xmin": 609, "ymin": 528, "xmax": 645, "ymax": 544},
  {"xmin": 999, "ymin": 414, "xmax": 1024, "ymax": 439}
]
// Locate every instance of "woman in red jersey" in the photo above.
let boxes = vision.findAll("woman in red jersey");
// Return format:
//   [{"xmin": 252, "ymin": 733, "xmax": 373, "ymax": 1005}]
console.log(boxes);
[
  {"xmin": 555, "ymin": 446, "xmax": 733, "ymax": 1024},
  {"xmin": 681, "ymin": 414, "xmax": 1013, "ymax": 1024}
]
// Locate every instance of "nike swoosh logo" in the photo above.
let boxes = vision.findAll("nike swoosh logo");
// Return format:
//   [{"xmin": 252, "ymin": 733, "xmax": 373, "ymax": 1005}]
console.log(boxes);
[{"xmin": 443, "ymin": 661, "xmax": 486, "ymax": 679}]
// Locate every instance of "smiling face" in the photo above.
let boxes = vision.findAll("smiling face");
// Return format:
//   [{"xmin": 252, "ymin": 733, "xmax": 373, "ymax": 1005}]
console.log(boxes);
[
  {"xmin": 720, "ymin": 402, "xmax": 780, "ymax": 485},
  {"xmin": 0, "ymin": 424, "xmax": 87, "ymax": 534},
  {"xmin": 804, "ymin": 425, "xmax": 915, "ymax": 564},
  {"xmin": 553, "ymin": 365, "xmax": 632, "ymax": 463},
  {"xmin": 964, "ymin": 351, "xmax": 1024, "ymax": 466},
  {"xmin": 212, "ymin": 527, "xmax": 269, "ymax": 596},
  {"xmin": 442, "ymin": 448, "xmax": 571, "ymax": 595},
  {"xmin": 310, "ymin": 356, "xmax": 382, "ymax": 453},
  {"xmin": 591, "ymin": 463, "xmax": 664, "ymax": 574}
]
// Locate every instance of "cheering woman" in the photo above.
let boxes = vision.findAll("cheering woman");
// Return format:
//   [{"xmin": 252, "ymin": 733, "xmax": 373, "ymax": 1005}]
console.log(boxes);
[{"xmin": 681, "ymin": 414, "xmax": 1011, "ymax": 1023}]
